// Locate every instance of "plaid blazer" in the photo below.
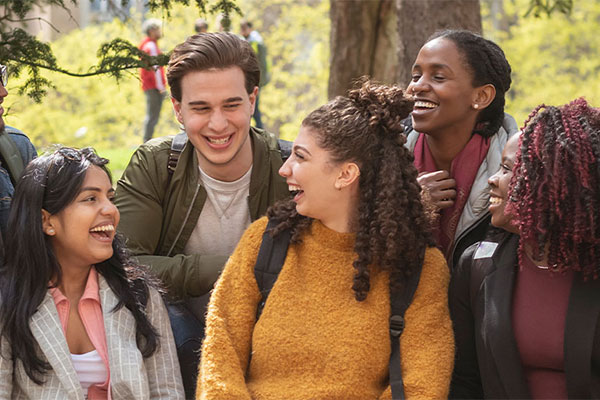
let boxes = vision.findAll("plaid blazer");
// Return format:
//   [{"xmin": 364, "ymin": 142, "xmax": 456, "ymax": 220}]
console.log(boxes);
[{"xmin": 0, "ymin": 276, "xmax": 184, "ymax": 399}]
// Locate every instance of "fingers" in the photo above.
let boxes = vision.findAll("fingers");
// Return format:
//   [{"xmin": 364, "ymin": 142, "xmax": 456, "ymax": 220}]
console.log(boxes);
[
  {"xmin": 418, "ymin": 170, "xmax": 450, "ymax": 181},
  {"xmin": 436, "ymin": 198, "xmax": 455, "ymax": 210},
  {"xmin": 435, "ymin": 178, "xmax": 457, "ymax": 191},
  {"xmin": 418, "ymin": 170, "xmax": 457, "ymax": 210}
]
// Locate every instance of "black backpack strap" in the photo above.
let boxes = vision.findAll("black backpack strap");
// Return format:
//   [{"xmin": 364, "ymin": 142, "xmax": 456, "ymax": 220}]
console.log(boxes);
[
  {"xmin": 254, "ymin": 218, "xmax": 291, "ymax": 320},
  {"xmin": 277, "ymin": 138, "xmax": 292, "ymax": 163},
  {"xmin": 388, "ymin": 256, "xmax": 424, "ymax": 400},
  {"xmin": 167, "ymin": 131, "xmax": 188, "ymax": 186}
]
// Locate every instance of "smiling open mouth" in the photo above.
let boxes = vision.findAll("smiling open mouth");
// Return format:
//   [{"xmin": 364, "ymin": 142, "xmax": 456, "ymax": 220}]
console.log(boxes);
[
  {"xmin": 489, "ymin": 197, "xmax": 503, "ymax": 205},
  {"xmin": 288, "ymin": 184, "xmax": 303, "ymax": 199},
  {"xmin": 90, "ymin": 224, "xmax": 115, "ymax": 239},
  {"xmin": 207, "ymin": 135, "xmax": 232, "ymax": 145},
  {"xmin": 414, "ymin": 100, "xmax": 438, "ymax": 110}
]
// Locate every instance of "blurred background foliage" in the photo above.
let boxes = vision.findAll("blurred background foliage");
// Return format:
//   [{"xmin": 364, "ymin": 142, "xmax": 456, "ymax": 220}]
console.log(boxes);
[
  {"xmin": 5, "ymin": 0, "xmax": 329, "ymax": 174},
  {"xmin": 481, "ymin": 0, "xmax": 600, "ymax": 127},
  {"xmin": 3, "ymin": 0, "xmax": 599, "ymax": 176}
]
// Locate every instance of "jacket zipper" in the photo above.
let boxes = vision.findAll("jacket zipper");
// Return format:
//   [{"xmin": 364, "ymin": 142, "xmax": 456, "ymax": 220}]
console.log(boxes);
[{"xmin": 166, "ymin": 182, "xmax": 201, "ymax": 257}]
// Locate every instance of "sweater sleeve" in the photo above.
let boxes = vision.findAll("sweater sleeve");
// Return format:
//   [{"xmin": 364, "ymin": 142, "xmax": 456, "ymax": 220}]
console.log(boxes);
[
  {"xmin": 380, "ymin": 247, "xmax": 454, "ymax": 399},
  {"xmin": 197, "ymin": 217, "xmax": 268, "ymax": 399},
  {"xmin": 115, "ymin": 145, "xmax": 227, "ymax": 299}
]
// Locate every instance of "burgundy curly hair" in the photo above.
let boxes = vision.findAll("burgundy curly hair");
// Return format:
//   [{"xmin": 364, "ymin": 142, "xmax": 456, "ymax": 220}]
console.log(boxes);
[
  {"xmin": 268, "ymin": 80, "xmax": 435, "ymax": 300},
  {"xmin": 505, "ymin": 98, "xmax": 600, "ymax": 279}
]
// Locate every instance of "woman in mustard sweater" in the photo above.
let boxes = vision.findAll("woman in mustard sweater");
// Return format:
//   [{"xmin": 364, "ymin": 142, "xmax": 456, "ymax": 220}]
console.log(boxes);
[{"xmin": 198, "ymin": 81, "xmax": 454, "ymax": 399}]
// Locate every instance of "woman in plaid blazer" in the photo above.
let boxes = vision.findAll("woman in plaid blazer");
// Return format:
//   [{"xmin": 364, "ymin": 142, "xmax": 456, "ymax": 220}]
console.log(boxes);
[{"xmin": 0, "ymin": 147, "xmax": 184, "ymax": 399}]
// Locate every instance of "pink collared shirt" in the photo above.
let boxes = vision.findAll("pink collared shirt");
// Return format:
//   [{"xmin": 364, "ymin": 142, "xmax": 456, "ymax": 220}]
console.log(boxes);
[{"xmin": 51, "ymin": 267, "xmax": 110, "ymax": 400}]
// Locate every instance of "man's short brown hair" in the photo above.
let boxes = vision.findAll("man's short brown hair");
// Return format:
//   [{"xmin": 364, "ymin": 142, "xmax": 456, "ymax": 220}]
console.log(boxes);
[{"xmin": 167, "ymin": 32, "xmax": 260, "ymax": 102}]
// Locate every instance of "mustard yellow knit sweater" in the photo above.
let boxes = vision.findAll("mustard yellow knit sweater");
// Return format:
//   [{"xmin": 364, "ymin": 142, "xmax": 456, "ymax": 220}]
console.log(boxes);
[{"xmin": 198, "ymin": 217, "xmax": 454, "ymax": 399}]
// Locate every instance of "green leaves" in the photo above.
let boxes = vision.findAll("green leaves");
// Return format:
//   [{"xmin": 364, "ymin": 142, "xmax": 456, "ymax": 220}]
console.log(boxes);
[
  {"xmin": 483, "ymin": 0, "xmax": 600, "ymax": 127},
  {"xmin": 524, "ymin": 0, "xmax": 573, "ymax": 18},
  {"xmin": 208, "ymin": 0, "xmax": 242, "ymax": 31},
  {"xmin": 0, "ymin": 0, "xmax": 240, "ymax": 100}
]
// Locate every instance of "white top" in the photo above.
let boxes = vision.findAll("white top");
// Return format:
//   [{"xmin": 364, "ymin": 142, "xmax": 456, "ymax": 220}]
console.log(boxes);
[
  {"xmin": 70, "ymin": 349, "xmax": 108, "ymax": 397},
  {"xmin": 184, "ymin": 165, "xmax": 252, "ymax": 257}
]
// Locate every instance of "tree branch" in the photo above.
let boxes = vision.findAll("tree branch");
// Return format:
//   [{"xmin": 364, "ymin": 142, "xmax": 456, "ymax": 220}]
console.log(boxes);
[{"xmin": 3, "ymin": 16, "xmax": 61, "ymax": 33}]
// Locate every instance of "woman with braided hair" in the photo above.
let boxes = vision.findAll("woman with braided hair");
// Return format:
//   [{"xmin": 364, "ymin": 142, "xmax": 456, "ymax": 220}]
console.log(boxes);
[
  {"xmin": 405, "ymin": 29, "xmax": 519, "ymax": 269},
  {"xmin": 197, "ymin": 81, "xmax": 454, "ymax": 399},
  {"xmin": 450, "ymin": 98, "xmax": 600, "ymax": 398}
]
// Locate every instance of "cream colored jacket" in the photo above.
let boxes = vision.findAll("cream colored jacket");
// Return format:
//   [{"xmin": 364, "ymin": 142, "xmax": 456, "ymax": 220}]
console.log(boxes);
[{"xmin": 0, "ymin": 276, "xmax": 184, "ymax": 399}]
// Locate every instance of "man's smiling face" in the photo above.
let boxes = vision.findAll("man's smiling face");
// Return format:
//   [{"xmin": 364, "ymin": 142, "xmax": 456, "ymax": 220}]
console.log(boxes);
[{"xmin": 172, "ymin": 66, "xmax": 257, "ymax": 181}]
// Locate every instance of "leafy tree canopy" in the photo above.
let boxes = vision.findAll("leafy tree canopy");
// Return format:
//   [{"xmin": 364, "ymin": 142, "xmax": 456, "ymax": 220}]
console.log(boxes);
[
  {"xmin": 482, "ymin": 0, "xmax": 599, "ymax": 126},
  {"xmin": 7, "ymin": 0, "xmax": 329, "ymax": 155},
  {"xmin": 0, "ymin": 0, "xmax": 574, "ymax": 103},
  {"xmin": 0, "ymin": 0, "xmax": 240, "ymax": 102}
]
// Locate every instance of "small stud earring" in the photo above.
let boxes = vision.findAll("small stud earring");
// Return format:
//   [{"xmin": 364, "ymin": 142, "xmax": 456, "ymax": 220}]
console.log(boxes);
[
  {"xmin": 47, "ymin": 228, "xmax": 55, "ymax": 235},
  {"xmin": 473, "ymin": 104, "xmax": 479, "ymax": 109}
]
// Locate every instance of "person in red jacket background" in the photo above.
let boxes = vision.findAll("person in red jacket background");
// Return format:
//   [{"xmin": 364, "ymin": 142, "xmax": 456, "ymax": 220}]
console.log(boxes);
[{"xmin": 139, "ymin": 18, "xmax": 166, "ymax": 142}]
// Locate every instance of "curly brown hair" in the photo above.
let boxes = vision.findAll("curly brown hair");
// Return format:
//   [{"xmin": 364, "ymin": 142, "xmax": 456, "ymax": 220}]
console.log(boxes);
[
  {"xmin": 268, "ymin": 80, "xmax": 435, "ymax": 300},
  {"xmin": 505, "ymin": 98, "xmax": 600, "ymax": 279}
]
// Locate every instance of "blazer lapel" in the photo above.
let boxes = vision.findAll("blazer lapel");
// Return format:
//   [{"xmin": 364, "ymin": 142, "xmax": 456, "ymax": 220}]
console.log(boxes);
[
  {"xmin": 564, "ymin": 274, "xmax": 600, "ymax": 398},
  {"xmin": 29, "ymin": 292, "xmax": 82, "ymax": 399},
  {"xmin": 99, "ymin": 276, "xmax": 146, "ymax": 399},
  {"xmin": 481, "ymin": 234, "xmax": 530, "ymax": 398},
  {"xmin": 98, "ymin": 276, "xmax": 120, "ymax": 371}
]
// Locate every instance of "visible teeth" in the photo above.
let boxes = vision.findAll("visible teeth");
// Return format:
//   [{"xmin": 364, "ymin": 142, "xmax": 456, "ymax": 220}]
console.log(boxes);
[
  {"xmin": 415, "ymin": 100, "xmax": 437, "ymax": 109},
  {"xmin": 208, "ymin": 136, "xmax": 230, "ymax": 145},
  {"xmin": 90, "ymin": 224, "xmax": 115, "ymax": 232},
  {"xmin": 489, "ymin": 197, "xmax": 502, "ymax": 205},
  {"xmin": 288, "ymin": 184, "xmax": 301, "ymax": 191}
]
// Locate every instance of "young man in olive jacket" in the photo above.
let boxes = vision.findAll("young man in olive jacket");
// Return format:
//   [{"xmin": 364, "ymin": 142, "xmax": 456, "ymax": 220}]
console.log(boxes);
[{"xmin": 115, "ymin": 33, "xmax": 289, "ymax": 397}]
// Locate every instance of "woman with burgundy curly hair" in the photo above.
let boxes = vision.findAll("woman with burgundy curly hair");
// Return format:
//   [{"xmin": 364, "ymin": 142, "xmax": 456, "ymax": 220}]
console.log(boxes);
[
  {"xmin": 197, "ymin": 81, "xmax": 454, "ymax": 399},
  {"xmin": 450, "ymin": 98, "xmax": 600, "ymax": 399}
]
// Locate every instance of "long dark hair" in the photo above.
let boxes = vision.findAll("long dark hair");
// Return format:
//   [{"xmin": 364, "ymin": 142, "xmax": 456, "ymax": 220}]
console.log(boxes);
[
  {"xmin": 269, "ymin": 81, "xmax": 435, "ymax": 301},
  {"xmin": 0, "ymin": 147, "xmax": 160, "ymax": 384},
  {"xmin": 429, "ymin": 29, "xmax": 512, "ymax": 138}
]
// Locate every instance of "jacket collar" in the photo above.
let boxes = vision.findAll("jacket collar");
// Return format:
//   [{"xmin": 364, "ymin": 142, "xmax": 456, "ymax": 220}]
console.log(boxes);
[
  {"xmin": 181, "ymin": 126, "xmax": 287, "ymax": 222},
  {"xmin": 30, "ymin": 277, "xmax": 118, "ymax": 399},
  {"xmin": 482, "ymin": 232, "xmax": 600, "ymax": 398},
  {"xmin": 247, "ymin": 127, "xmax": 289, "ymax": 220},
  {"xmin": 30, "ymin": 292, "xmax": 84, "ymax": 399},
  {"xmin": 248, "ymin": 126, "xmax": 278, "ymax": 220},
  {"xmin": 405, "ymin": 114, "xmax": 518, "ymax": 240},
  {"xmin": 481, "ymin": 233, "xmax": 531, "ymax": 398}
]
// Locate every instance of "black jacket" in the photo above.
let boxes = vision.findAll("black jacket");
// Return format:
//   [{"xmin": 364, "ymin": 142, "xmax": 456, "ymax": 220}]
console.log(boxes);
[{"xmin": 449, "ymin": 231, "xmax": 600, "ymax": 399}]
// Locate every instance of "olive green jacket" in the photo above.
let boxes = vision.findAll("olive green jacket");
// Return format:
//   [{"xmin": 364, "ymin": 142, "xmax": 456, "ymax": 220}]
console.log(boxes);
[{"xmin": 115, "ymin": 127, "xmax": 289, "ymax": 299}]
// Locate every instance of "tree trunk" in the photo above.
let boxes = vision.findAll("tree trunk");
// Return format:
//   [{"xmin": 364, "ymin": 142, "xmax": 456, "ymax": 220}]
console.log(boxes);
[
  {"xmin": 328, "ymin": 0, "xmax": 399, "ymax": 98},
  {"xmin": 396, "ymin": 0, "xmax": 482, "ymax": 86},
  {"xmin": 328, "ymin": 0, "xmax": 482, "ymax": 98}
]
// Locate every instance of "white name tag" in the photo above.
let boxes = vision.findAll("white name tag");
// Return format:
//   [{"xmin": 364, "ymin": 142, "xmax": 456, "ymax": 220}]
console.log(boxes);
[{"xmin": 473, "ymin": 241, "xmax": 498, "ymax": 260}]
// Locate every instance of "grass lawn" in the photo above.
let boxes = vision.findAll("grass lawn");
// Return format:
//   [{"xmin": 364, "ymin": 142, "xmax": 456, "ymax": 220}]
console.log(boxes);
[{"xmin": 95, "ymin": 146, "xmax": 138, "ymax": 182}]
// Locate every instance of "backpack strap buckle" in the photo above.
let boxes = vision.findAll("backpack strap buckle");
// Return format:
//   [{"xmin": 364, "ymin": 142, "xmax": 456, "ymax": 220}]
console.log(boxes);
[
  {"xmin": 168, "ymin": 150, "xmax": 182, "ymax": 174},
  {"xmin": 389, "ymin": 314, "xmax": 405, "ymax": 337}
]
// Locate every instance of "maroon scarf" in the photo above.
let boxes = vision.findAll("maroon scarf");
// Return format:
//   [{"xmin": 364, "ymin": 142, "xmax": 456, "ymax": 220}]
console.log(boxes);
[{"xmin": 413, "ymin": 133, "xmax": 490, "ymax": 258}]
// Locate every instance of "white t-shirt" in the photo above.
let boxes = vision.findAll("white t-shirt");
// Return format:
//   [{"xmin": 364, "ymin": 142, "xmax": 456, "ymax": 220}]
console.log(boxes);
[
  {"xmin": 183, "ymin": 166, "xmax": 252, "ymax": 257},
  {"xmin": 70, "ymin": 349, "xmax": 108, "ymax": 398}
]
